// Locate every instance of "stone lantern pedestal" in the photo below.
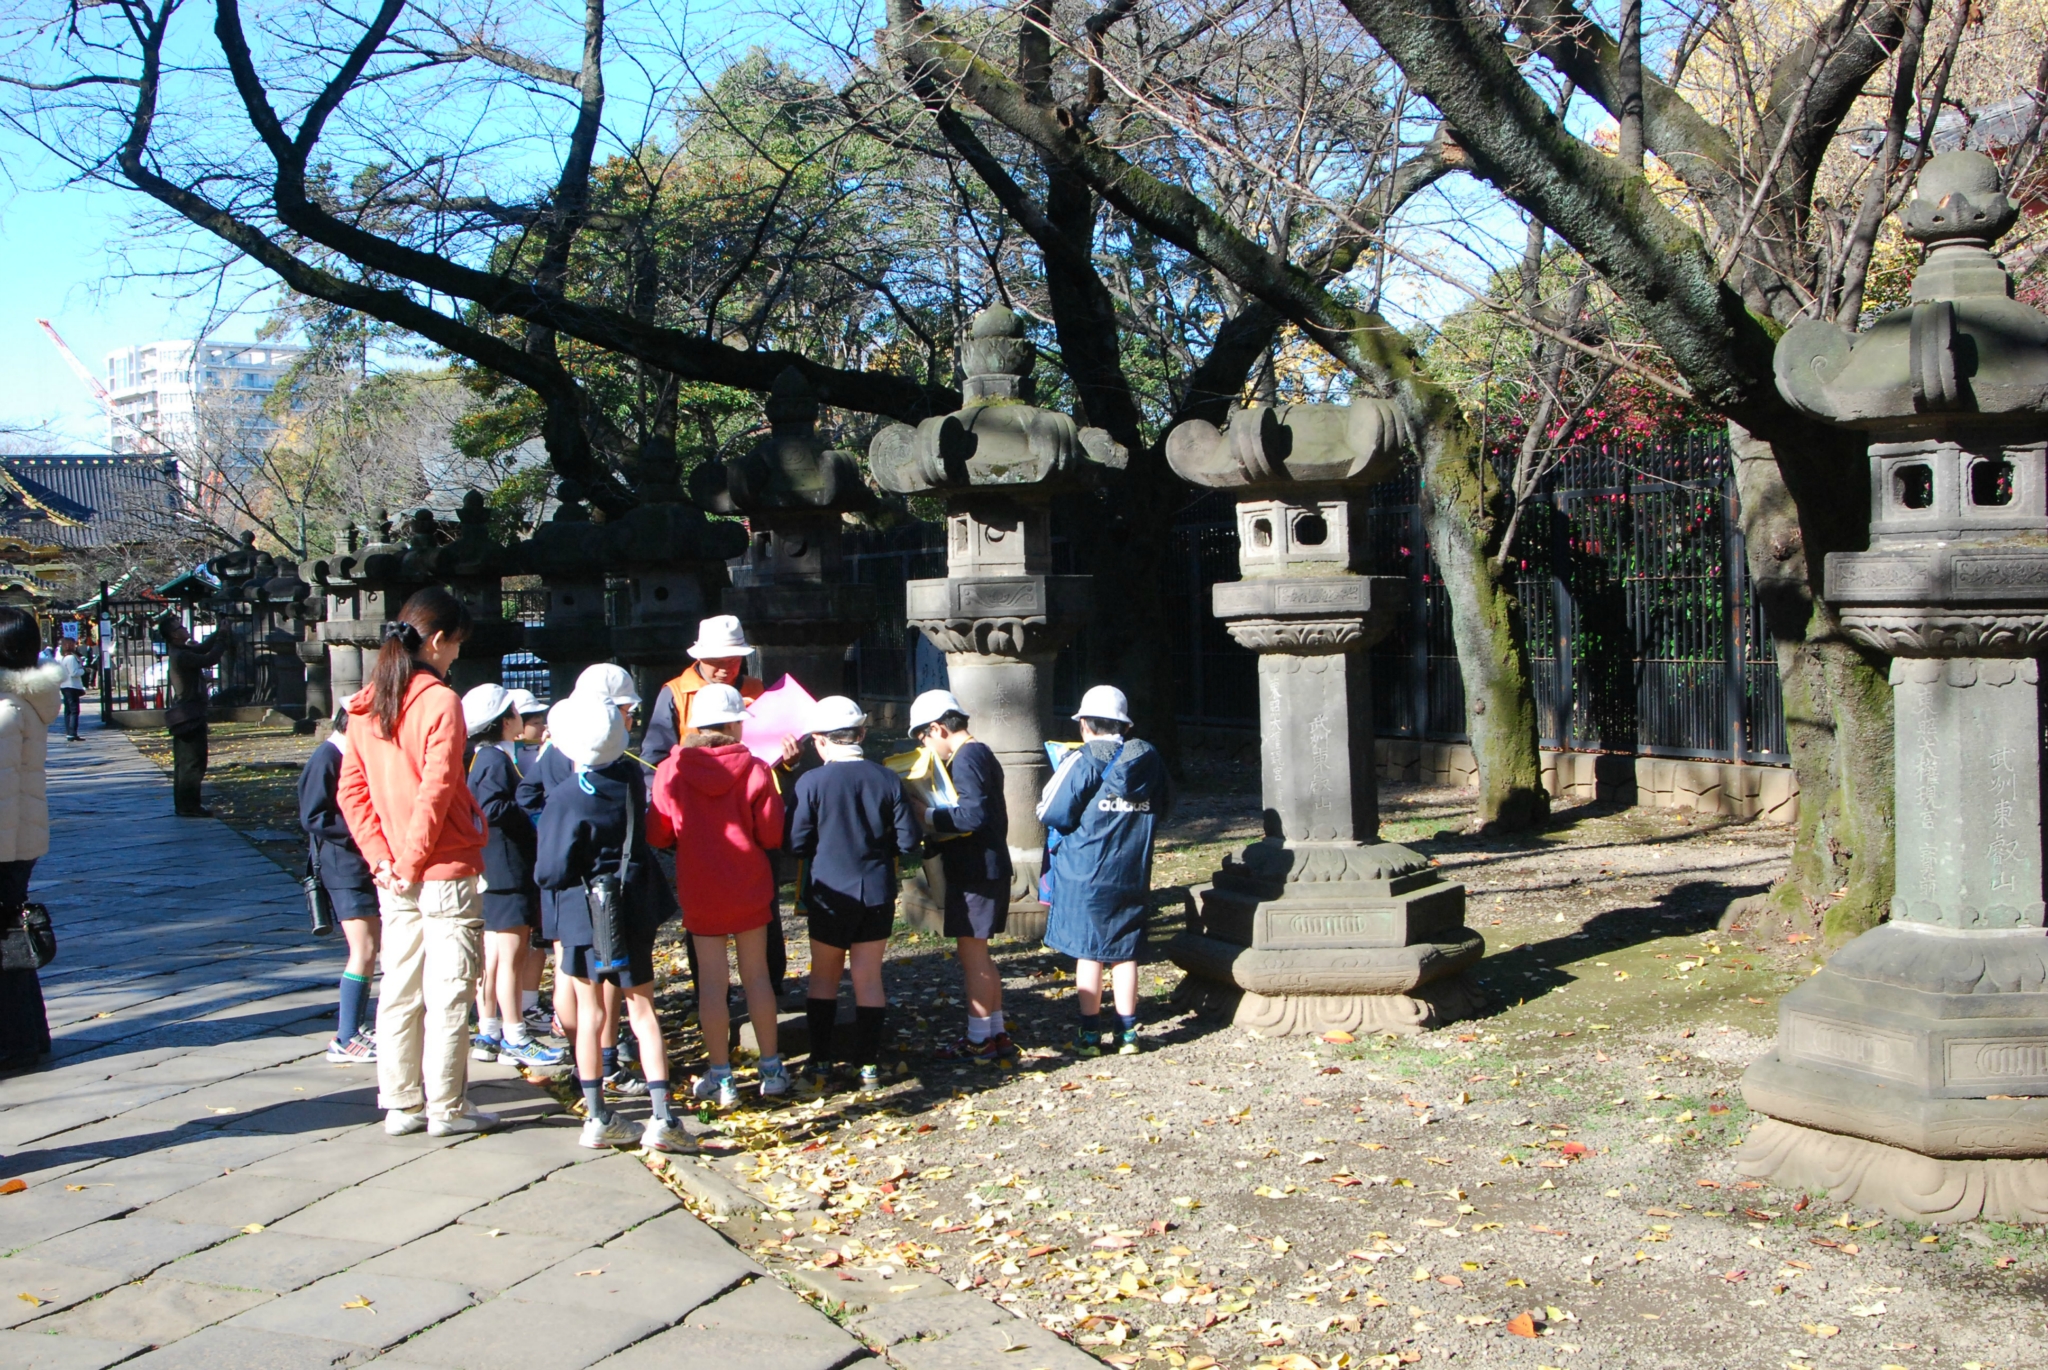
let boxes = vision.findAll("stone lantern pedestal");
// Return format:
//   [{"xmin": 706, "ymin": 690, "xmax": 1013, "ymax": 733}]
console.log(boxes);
[
  {"xmin": 313, "ymin": 514, "xmax": 436, "ymax": 708},
  {"xmin": 870, "ymin": 306, "xmax": 1124, "ymax": 937},
  {"xmin": 1739, "ymin": 152, "xmax": 2048, "ymax": 1220},
  {"xmin": 694, "ymin": 368, "xmax": 879, "ymax": 697},
  {"xmin": 1162, "ymin": 404, "xmax": 1481, "ymax": 1035}
]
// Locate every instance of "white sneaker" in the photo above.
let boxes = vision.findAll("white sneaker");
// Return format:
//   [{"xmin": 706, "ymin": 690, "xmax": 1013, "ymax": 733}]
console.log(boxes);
[
  {"xmin": 691, "ymin": 1070, "xmax": 731, "ymax": 1101},
  {"xmin": 426, "ymin": 1101, "xmax": 501, "ymax": 1137},
  {"xmin": 580, "ymin": 1113, "xmax": 640, "ymax": 1149},
  {"xmin": 759, "ymin": 1061, "xmax": 792, "ymax": 1098},
  {"xmin": 641, "ymin": 1117, "xmax": 692, "ymax": 1153},
  {"xmin": 384, "ymin": 1109, "xmax": 426, "ymax": 1136}
]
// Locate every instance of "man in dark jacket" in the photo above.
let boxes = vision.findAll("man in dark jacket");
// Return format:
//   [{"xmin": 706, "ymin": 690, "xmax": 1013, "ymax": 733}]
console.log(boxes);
[
  {"xmin": 1041, "ymin": 686, "xmax": 1172, "ymax": 1057},
  {"xmin": 787, "ymin": 696, "xmax": 921, "ymax": 1092},
  {"xmin": 162, "ymin": 616, "xmax": 226, "ymax": 817},
  {"xmin": 906, "ymin": 688, "xmax": 1017, "ymax": 1065}
]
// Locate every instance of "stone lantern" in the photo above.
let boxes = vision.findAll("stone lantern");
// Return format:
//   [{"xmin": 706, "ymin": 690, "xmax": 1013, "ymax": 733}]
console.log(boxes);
[
  {"xmin": 245, "ymin": 556, "xmax": 314, "ymax": 718},
  {"xmin": 413, "ymin": 492, "xmax": 520, "ymax": 694},
  {"xmin": 1740, "ymin": 151, "xmax": 2048, "ymax": 1219},
  {"xmin": 311, "ymin": 511, "xmax": 437, "ymax": 706},
  {"xmin": 692, "ymin": 367, "xmax": 880, "ymax": 696},
  {"xmin": 1160, "ymin": 401, "xmax": 1481, "ymax": 1035},
  {"xmin": 869, "ymin": 305, "xmax": 1126, "ymax": 935}
]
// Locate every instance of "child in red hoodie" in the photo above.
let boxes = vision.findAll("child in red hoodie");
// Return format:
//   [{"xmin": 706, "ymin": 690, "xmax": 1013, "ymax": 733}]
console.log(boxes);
[{"xmin": 647, "ymin": 683, "xmax": 787, "ymax": 1107}]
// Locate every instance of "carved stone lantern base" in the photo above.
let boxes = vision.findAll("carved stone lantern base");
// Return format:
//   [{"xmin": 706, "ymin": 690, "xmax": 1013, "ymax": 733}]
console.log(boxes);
[
  {"xmin": 723, "ymin": 582, "xmax": 877, "ymax": 699},
  {"xmin": 1170, "ymin": 839, "xmax": 1480, "ymax": 1036},
  {"xmin": 1738, "ymin": 1118, "xmax": 2048, "ymax": 1223}
]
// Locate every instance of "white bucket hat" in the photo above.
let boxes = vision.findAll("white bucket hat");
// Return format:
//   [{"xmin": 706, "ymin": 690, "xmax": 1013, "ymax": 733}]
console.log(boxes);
[
  {"xmin": 506, "ymin": 687, "xmax": 547, "ymax": 717},
  {"xmin": 547, "ymin": 693, "xmax": 626, "ymax": 770},
  {"xmin": 810, "ymin": 695, "xmax": 869, "ymax": 734},
  {"xmin": 461, "ymin": 683, "xmax": 515, "ymax": 737},
  {"xmin": 574, "ymin": 663, "xmax": 641, "ymax": 709},
  {"xmin": 689, "ymin": 683, "xmax": 748, "ymax": 729},
  {"xmin": 687, "ymin": 615, "xmax": 752, "ymax": 660},
  {"xmin": 1072, "ymin": 684, "xmax": 1133, "ymax": 726},
  {"xmin": 908, "ymin": 688, "xmax": 966, "ymax": 734}
]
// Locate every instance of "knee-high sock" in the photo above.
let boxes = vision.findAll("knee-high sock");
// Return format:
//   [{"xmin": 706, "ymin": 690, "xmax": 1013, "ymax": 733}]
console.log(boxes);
[
  {"xmin": 337, "ymin": 972, "xmax": 371, "ymax": 1043},
  {"xmin": 855, "ymin": 1006, "xmax": 887, "ymax": 1066},
  {"xmin": 806, "ymin": 998, "xmax": 838, "ymax": 1064}
]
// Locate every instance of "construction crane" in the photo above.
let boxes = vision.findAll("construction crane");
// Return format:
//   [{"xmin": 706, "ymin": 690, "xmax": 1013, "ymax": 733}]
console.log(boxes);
[{"xmin": 36, "ymin": 318, "xmax": 165, "ymax": 455}]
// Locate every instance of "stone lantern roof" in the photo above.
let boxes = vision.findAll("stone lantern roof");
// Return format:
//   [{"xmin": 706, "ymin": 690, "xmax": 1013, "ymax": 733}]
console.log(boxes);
[
  {"xmin": 1164, "ymin": 397, "xmax": 1414, "ymax": 493},
  {"xmin": 869, "ymin": 306, "xmax": 1126, "ymax": 493},
  {"xmin": 692, "ymin": 367, "xmax": 875, "ymax": 519},
  {"xmin": 1776, "ymin": 151, "xmax": 2048, "ymax": 434}
]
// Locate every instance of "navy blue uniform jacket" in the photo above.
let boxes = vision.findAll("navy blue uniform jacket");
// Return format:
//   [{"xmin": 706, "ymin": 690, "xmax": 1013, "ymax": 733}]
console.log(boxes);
[
  {"xmin": 788, "ymin": 758, "xmax": 922, "ymax": 911},
  {"xmin": 1041, "ymin": 737, "xmax": 1171, "ymax": 962},
  {"xmin": 298, "ymin": 739, "xmax": 372, "ymax": 891},
  {"xmin": 466, "ymin": 744, "xmax": 537, "ymax": 902},
  {"xmin": 533, "ymin": 756, "xmax": 664, "ymax": 949},
  {"xmin": 929, "ymin": 740, "xmax": 1012, "ymax": 886}
]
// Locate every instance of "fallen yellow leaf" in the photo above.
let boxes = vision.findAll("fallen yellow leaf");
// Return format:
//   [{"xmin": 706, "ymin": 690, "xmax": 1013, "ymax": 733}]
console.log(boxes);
[
  {"xmin": 575, "ymin": 1268, "xmax": 606, "ymax": 1277},
  {"xmin": 341, "ymin": 1297, "xmax": 375, "ymax": 1312},
  {"xmin": 17, "ymin": 1292, "xmax": 44, "ymax": 1307},
  {"xmin": 240, "ymin": 1224, "xmax": 264, "ymax": 1235},
  {"xmin": 1801, "ymin": 1323, "xmax": 1840, "ymax": 1338}
]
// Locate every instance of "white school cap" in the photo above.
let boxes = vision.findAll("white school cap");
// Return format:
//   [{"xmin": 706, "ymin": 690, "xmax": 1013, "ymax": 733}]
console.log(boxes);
[
  {"xmin": 810, "ymin": 695, "xmax": 868, "ymax": 733},
  {"xmin": 574, "ymin": 663, "xmax": 641, "ymax": 709},
  {"xmin": 907, "ymin": 688, "xmax": 965, "ymax": 733},
  {"xmin": 547, "ymin": 692, "xmax": 626, "ymax": 770},
  {"xmin": 689, "ymin": 684, "xmax": 748, "ymax": 728},
  {"xmin": 1072, "ymin": 685, "xmax": 1133, "ymax": 726},
  {"xmin": 461, "ymin": 683, "xmax": 516, "ymax": 737},
  {"xmin": 506, "ymin": 687, "xmax": 547, "ymax": 717}
]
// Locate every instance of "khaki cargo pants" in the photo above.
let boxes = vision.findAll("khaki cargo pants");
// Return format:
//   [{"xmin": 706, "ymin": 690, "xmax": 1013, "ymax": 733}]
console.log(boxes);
[{"xmin": 375, "ymin": 875, "xmax": 483, "ymax": 1122}]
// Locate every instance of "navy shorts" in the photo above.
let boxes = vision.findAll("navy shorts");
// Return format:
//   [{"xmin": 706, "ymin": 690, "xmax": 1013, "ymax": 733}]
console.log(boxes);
[
  {"xmin": 560, "ymin": 928, "xmax": 657, "ymax": 989},
  {"xmin": 806, "ymin": 887, "xmax": 895, "ymax": 950},
  {"xmin": 943, "ymin": 878, "xmax": 1010, "ymax": 940},
  {"xmin": 325, "ymin": 881, "xmax": 380, "ymax": 923},
  {"xmin": 481, "ymin": 888, "xmax": 539, "ymax": 935}
]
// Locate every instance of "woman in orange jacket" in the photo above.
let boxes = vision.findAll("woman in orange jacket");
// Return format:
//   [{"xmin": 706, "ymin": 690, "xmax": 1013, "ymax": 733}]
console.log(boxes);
[{"xmin": 336, "ymin": 587, "xmax": 495, "ymax": 1139}]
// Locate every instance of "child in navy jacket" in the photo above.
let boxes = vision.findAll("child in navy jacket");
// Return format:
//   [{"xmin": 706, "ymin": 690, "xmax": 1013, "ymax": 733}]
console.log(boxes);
[
  {"xmin": 535, "ymin": 692, "xmax": 683, "ymax": 1153},
  {"xmin": 786, "ymin": 696, "xmax": 920, "ymax": 1092},
  {"xmin": 299, "ymin": 704, "xmax": 380, "ymax": 1064},
  {"xmin": 462, "ymin": 685, "xmax": 561, "ymax": 1069}
]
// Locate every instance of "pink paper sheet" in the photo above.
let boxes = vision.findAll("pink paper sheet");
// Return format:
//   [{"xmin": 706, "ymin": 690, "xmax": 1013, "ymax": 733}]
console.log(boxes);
[{"xmin": 741, "ymin": 674, "xmax": 818, "ymax": 763}]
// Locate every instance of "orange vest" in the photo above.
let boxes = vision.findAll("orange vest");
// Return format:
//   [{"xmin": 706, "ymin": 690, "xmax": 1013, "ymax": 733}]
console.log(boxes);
[{"xmin": 665, "ymin": 663, "xmax": 764, "ymax": 733}]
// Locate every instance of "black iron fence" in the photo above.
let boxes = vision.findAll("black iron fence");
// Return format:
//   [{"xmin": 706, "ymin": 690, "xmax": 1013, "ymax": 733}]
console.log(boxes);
[{"xmin": 1162, "ymin": 432, "xmax": 1788, "ymax": 764}]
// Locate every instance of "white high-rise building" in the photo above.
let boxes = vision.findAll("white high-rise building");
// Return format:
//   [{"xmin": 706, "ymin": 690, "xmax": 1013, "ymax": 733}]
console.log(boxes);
[{"xmin": 104, "ymin": 340, "xmax": 304, "ymax": 459}]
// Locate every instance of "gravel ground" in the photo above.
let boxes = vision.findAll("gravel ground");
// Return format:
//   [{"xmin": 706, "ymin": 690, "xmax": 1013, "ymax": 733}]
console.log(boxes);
[{"xmin": 164, "ymin": 728, "xmax": 2048, "ymax": 1369}]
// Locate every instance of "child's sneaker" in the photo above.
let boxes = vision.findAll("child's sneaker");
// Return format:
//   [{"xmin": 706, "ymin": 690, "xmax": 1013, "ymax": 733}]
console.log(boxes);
[
  {"xmin": 1070, "ymin": 1028, "xmax": 1103, "ymax": 1059},
  {"xmin": 1117, "ymin": 1028, "xmax": 1142, "ymax": 1056},
  {"xmin": 759, "ymin": 1061, "xmax": 792, "ymax": 1098},
  {"xmin": 692, "ymin": 1069, "xmax": 734, "ymax": 1106},
  {"xmin": 469, "ymin": 1032, "xmax": 502, "ymax": 1063},
  {"xmin": 326, "ymin": 1030, "xmax": 375, "ymax": 1064},
  {"xmin": 605, "ymin": 1064, "xmax": 649, "ymax": 1097},
  {"xmin": 579, "ymin": 1113, "xmax": 639, "ymax": 1149},
  {"xmin": 716, "ymin": 1074, "xmax": 741, "ymax": 1109},
  {"xmin": 857, "ymin": 1063, "xmax": 883, "ymax": 1092},
  {"xmin": 934, "ymin": 1033, "xmax": 1018, "ymax": 1066},
  {"xmin": 500, "ymin": 1037, "xmax": 565, "ymax": 1068},
  {"xmin": 641, "ymin": 1117, "xmax": 692, "ymax": 1153}
]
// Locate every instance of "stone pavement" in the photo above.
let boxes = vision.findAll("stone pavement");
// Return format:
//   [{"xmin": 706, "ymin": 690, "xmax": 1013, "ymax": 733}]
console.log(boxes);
[{"xmin": 0, "ymin": 721, "xmax": 876, "ymax": 1370}]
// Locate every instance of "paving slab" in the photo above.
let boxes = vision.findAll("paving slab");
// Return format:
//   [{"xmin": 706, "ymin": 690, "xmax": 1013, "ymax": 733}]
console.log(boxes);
[
  {"xmin": 39, "ymin": 1158, "xmax": 224, "ymax": 1209},
  {"xmin": 0, "ymin": 1192, "xmax": 133, "ymax": 1251},
  {"xmin": 33, "ymin": 1274, "xmax": 275, "ymax": 1346},
  {"xmin": 591, "ymin": 1325, "xmax": 869, "ymax": 1370},
  {"xmin": 164, "ymin": 1230, "xmax": 385, "ymax": 1294},
  {"xmin": 453, "ymin": 1173, "xmax": 675, "ymax": 1241},
  {"xmin": 18, "ymin": 1217, "xmax": 237, "ymax": 1280},
  {"xmin": 0, "ymin": 1328, "xmax": 151, "ymax": 1370},
  {"xmin": 241, "ymin": 1138, "xmax": 422, "ymax": 1188},
  {"xmin": 501, "ymin": 1244, "xmax": 745, "ymax": 1324},
  {"xmin": 228, "ymin": 1270, "xmax": 476, "ymax": 1350},
  {"xmin": 847, "ymin": 1292, "xmax": 1009, "ymax": 1346},
  {"xmin": 271, "ymin": 1186, "xmax": 481, "ymax": 1249},
  {"xmin": 361, "ymin": 1143, "xmax": 565, "ymax": 1200},
  {"xmin": 116, "ymin": 1322, "xmax": 372, "ymax": 1369},
  {"xmin": 132, "ymin": 1171, "xmax": 336, "ymax": 1228},
  {"xmin": 0, "ymin": 1258, "xmax": 130, "ymax": 1328},
  {"xmin": 881, "ymin": 1317, "xmax": 1100, "ymax": 1370},
  {"xmin": 607, "ymin": 1208, "xmax": 761, "ymax": 1267},
  {"xmin": 544, "ymin": 1150, "xmax": 669, "ymax": 1195},
  {"xmin": 686, "ymin": 1275, "xmax": 853, "ymax": 1342},
  {"xmin": 372, "ymin": 1294, "xmax": 665, "ymax": 1370},
  {"xmin": 352, "ymin": 1225, "xmax": 584, "ymax": 1294},
  {"xmin": 784, "ymin": 1264, "xmax": 955, "ymax": 1313}
]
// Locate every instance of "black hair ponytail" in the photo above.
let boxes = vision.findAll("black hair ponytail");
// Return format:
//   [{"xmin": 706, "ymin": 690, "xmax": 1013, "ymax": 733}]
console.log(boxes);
[{"xmin": 362, "ymin": 587, "xmax": 471, "ymax": 738}]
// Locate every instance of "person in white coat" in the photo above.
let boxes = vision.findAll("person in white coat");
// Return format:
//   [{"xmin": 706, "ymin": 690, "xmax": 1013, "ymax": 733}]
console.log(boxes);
[{"xmin": 0, "ymin": 609, "xmax": 61, "ymax": 1071}]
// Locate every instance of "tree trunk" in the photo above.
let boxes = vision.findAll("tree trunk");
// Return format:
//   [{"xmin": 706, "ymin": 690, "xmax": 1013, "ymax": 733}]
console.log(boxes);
[
  {"xmin": 1727, "ymin": 426, "xmax": 1894, "ymax": 947},
  {"xmin": 1420, "ymin": 416, "xmax": 1550, "ymax": 830}
]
